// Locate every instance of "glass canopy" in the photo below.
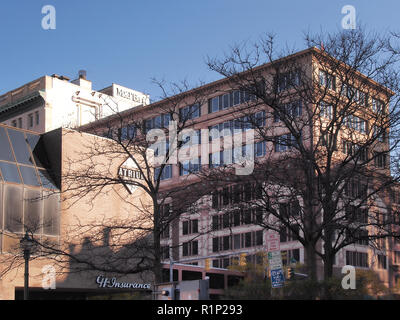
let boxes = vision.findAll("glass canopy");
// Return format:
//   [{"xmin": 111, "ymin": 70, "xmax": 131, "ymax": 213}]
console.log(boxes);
[{"xmin": 0, "ymin": 126, "xmax": 57, "ymax": 189}]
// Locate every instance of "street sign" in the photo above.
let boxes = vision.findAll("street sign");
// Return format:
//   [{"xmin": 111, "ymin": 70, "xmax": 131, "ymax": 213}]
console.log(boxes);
[
  {"xmin": 270, "ymin": 268, "xmax": 285, "ymax": 288},
  {"xmin": 268, "ymin": 251, "xmax": 283, "ymax": 269},
  {"xmin": 266, "ymin": 232, "xmax": 280, "ymax": 252}
]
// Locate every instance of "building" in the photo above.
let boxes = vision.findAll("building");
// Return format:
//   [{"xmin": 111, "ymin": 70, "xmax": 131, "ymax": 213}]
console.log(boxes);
[
  {"xmin": 0, "ymin": 72, "xmax": 150, "ymax": 133},
  {"xmin": 0, "ymin": 123, "xmax": 154, "ymax": 299},
  {"xmin": 80, "ymin": 46, "xmax": 400, "ymax": 293}
]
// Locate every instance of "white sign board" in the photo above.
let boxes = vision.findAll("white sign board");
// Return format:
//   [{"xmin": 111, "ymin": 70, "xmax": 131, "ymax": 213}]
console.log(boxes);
[{"xmin": 266, "ymin": 232, "xmax": 280, "ymax": 252}]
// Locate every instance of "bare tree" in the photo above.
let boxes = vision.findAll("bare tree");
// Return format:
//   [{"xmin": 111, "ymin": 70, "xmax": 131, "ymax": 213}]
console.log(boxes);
[
  {"xmin": 199, "ymin": 27, "xmax": 400, "ymax": 282},
  {"xmin": 0, "ymin": 80, "xmax": 214, "ymax": 286}
]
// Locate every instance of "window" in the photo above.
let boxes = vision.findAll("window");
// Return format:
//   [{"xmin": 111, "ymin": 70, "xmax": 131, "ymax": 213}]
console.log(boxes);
[
  {"xmin": 276, "ymin": 70, "xmax": 301, "ymax": 92},
  {"xmin": 372, "ymin": 125, "xmax": 386, "ymax": 143},
  {"xmin": 209, "ymin": 151, "xmax": 224, "ymax": 168},
  {"xmin": 254, "ymin": 141, "xmax": 266, "ymax": 157},
  {"xmin": 346, "ymin": 251, "xmax": 368, "ymax": 268},
  {"xmin": 274, "ymin": 134, "xmax": 299, "ymax": 152},
  {"xmin": 346, "ymin": 228, "xmax": 369, "ymax": 246},
  {"xmin": 18, "ymin": 118, "xmax": 22, "ymax": 128},
  {"xmin": 319, "ymin": 70, "xmax": 336, "ymax": 90},
  {"xmin": 345, "ymin": 206, "xmax": 368, "ymax": 224},
  {"xmin": 154, "ymin": 164, "xmax": 172, "ymax": 181},
  {"xmin": 119, "ymin": 125, "xmax": 136, "ymax": 141},
  {"xmin": 372, "ymin": 98, "xmax": 384, "ymax": 113},
  {"xmin": 161, "ymin": 246, "xmax": 170, "ymax": 260},
  {"xmin": 378, "ymin": 254, "xmax": 387, "ymax": 269},
  {"xmin": 179, "ymin": 157, "xmax": 201, "ymax": 176},
  {"xmin": 274, "ymin": 101, "xmax": 302, "ymax": 122},
  {"xmin": 319, "ymin": 102, "xmax": 332, "ymax": 119},
  {"xmin": 180, "ymin": 103, "xmax": 201, "ymax": 121},
  {"xmin": 182, "ymin": 219, "xmax": 198, "ymax": 235},
  {"xmin": 144, "ymin": 113, "xmax": 171, "ymax": 133},
  {"xmin": 182, "ymin": 240, "xmax": 198, "ymax": 257},
  {"xmin": 342, "ymin": 141, "xmax": 368, "ymax": 161},
  {"xmin": 281, "ymin": 249, "xmax": 301, "ymax": 265},
  {"xmin": 28, "ymin": 114, "xmax": 34, "ymax": 128},
  {"xmin": 280, "ymin": 225, "xmax": 300, "ymax": 243},
  {"xmin": 322, "ymin": 132, "xmax": 337, "ymax": 150},
  {"xmin": 213, "ymin": 231, "xmax": 263, "ymax": 252},
  {"xmin": 181, "ymin": 129, "xmax": 201, "ymax": 148},
  {"xmin": 11, "ymin": 120, "xmax": 17, "ymax": 127},
  {"xmin": 208, "ymin": 90, "xmax": 256, "ymax": 114},
  {"xmin": 374, "ymin": 152, "xmax": 387, "ymax": 168},
  {"xmin": 394, "ymin": 251, "xmax": 400, "ymax": 265},
  {"xmin": 344, "ymin": 115, "xmax": 366, "ymax": 133},
  {"xmin": 35, "ymin": 111, "xmax": 40, "ymax": 126}
]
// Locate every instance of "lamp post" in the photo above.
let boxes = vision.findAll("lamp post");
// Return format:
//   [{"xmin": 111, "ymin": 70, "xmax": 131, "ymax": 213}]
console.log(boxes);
[{"xmin": 20, "ymin": 231, "xmax": 34, "ymax": 300}]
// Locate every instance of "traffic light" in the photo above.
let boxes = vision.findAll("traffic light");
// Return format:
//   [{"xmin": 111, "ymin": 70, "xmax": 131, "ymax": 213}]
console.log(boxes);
[
  {"xmin": 287, "ymin": 267, "xmax": 294, "ymax": 280},
  {"xmin": 205, "ymin": 258, "xmax": 210, "ymax": 271},
  {"xmin": 161, "ymin": 288, "xmax": 171, "ymax": 300}
]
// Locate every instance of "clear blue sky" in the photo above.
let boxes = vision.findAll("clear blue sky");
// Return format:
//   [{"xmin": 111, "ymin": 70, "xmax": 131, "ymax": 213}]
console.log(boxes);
[{"xmin": 1, "ymin": 0, "xmax": 399, "ymax": 101}]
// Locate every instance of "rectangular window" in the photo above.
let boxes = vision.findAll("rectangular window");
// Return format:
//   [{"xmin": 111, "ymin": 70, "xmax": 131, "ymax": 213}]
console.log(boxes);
[
  {"xmin": 11, "ymin": 120, "xmax": 17, "ymax": 127},
  {"xmin": 212, "ymin": 237, "xmax": 219, "ymax": 252},
  {"xmin": 394, "ymin": 251, "xmax": 400, "ymax": 264},
  {"xmin": 209, "ymin": 96, "xmax": 220, "ymax": 113},
  {"xmin": 346, "ymin": 251, "xmax": 369, "ymax": 268},
  {"xmin": 182, "ymin": 219, "xmax": 199, "ymax": 235},
  {"xmin": 372, "ymin": 98, "xmax": 384, "ymax": 113},
  {"xmin": 179, "ymin": 157, "xmax": 201, "ymax": 176},
  {"xmin": 180, "ymin": 104, "xmax": 201, "ymax": 121},
  {"xmin": 372, "ymin": 125, "xmax": 386, "ymax": 143},
  {"xmin": 374, "ymin": 152, "xmax": 387, "ymax": 168},
  {"xmin": 277, "ymin": 70, "xmax": 301, "ymax": 92},
  {"xmin": 378, "ymin": 254, "xmax": 387, "ymax": 269},
  {"xmin": 35, "ymin": 111, "xmax": 40, "ymax": 126},
  {"xmin": 182, "ymin": 240, "xmax": 198, "ymax": 257},
  {"xmin": 18, "ymin": 118, "xmax": 22, "ymax": 128},
  {"xmin": 319, "ymin": 70, "xmax": 335, "ymax": 90},
  {"xmin": 274, "ymin": 134, "xmax": 298, "ymax": 152},
  {"xmin": 254, "ymin": 141, "xmax": 266, "ymax": 157},
  {"xmin": 28, "ymin": 114, "xmax": 34, "ymax": 128},
  {"xmin": 319, "ymin": 102, "xmax": 332, "ymax": 119},
  {"xmin": 155, "ymin": 164, "xmax": 172, "ymax": 181}
]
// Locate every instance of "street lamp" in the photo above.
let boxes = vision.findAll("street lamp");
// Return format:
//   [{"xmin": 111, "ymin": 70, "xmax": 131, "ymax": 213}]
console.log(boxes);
[{"xmin": 20, "ymin": 231, "xmax": 34, "ymax": 300}]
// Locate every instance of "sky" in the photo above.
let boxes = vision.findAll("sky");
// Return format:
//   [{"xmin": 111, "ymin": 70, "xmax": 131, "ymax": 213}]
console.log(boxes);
[{"xmin": 1, "ymin": 0, "xmax": 400, "ymax": 102}]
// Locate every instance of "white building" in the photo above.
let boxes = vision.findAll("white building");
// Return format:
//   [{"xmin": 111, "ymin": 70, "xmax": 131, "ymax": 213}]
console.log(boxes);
[{"xmin": 0, "ymin": 72, "xmax": 150, "ymax": 133}]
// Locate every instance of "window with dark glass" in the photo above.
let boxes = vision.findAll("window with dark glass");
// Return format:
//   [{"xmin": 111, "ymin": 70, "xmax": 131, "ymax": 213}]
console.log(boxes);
[
  {"xmin": 0, "ymin": 162, "xmax": 21, "ymax": 183},
  {"xmin": 0, "ymin": 128, "xmax": 15, "ymax": 162},
  {"xmin": 20, "ymin": 165, "xmax": 40, "ymax": 187},
  {"xmin": 7, "ymin": 129, "xmax": 34, "ymax": 165}
]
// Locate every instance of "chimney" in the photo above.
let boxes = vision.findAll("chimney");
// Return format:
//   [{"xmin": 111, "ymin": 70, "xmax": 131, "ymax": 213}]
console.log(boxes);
[{"xmin": 78, "ymin": 70, "xmax": 87, "ymax": 80}]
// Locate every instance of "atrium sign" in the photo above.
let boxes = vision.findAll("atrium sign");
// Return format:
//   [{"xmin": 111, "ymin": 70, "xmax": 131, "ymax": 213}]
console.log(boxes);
[
  {"xmin": 118, "ymin": 158, "xmax": 145, "ymax": 194},
  {"xmin": 96, "ymin": 275, "xmax": 151, "ymax": 290}
]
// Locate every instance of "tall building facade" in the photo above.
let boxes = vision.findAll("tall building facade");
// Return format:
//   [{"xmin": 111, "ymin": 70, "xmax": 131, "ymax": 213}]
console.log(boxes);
[{"xmin": 81, "ymin": 47, "xmax": 400, "ymax": 292}]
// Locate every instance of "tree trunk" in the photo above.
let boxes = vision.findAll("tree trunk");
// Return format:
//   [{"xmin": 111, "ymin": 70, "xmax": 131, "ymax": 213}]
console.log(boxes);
[{"xmin": 304, "ymin": 242, "xmax": 318, "ymax": 281}]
